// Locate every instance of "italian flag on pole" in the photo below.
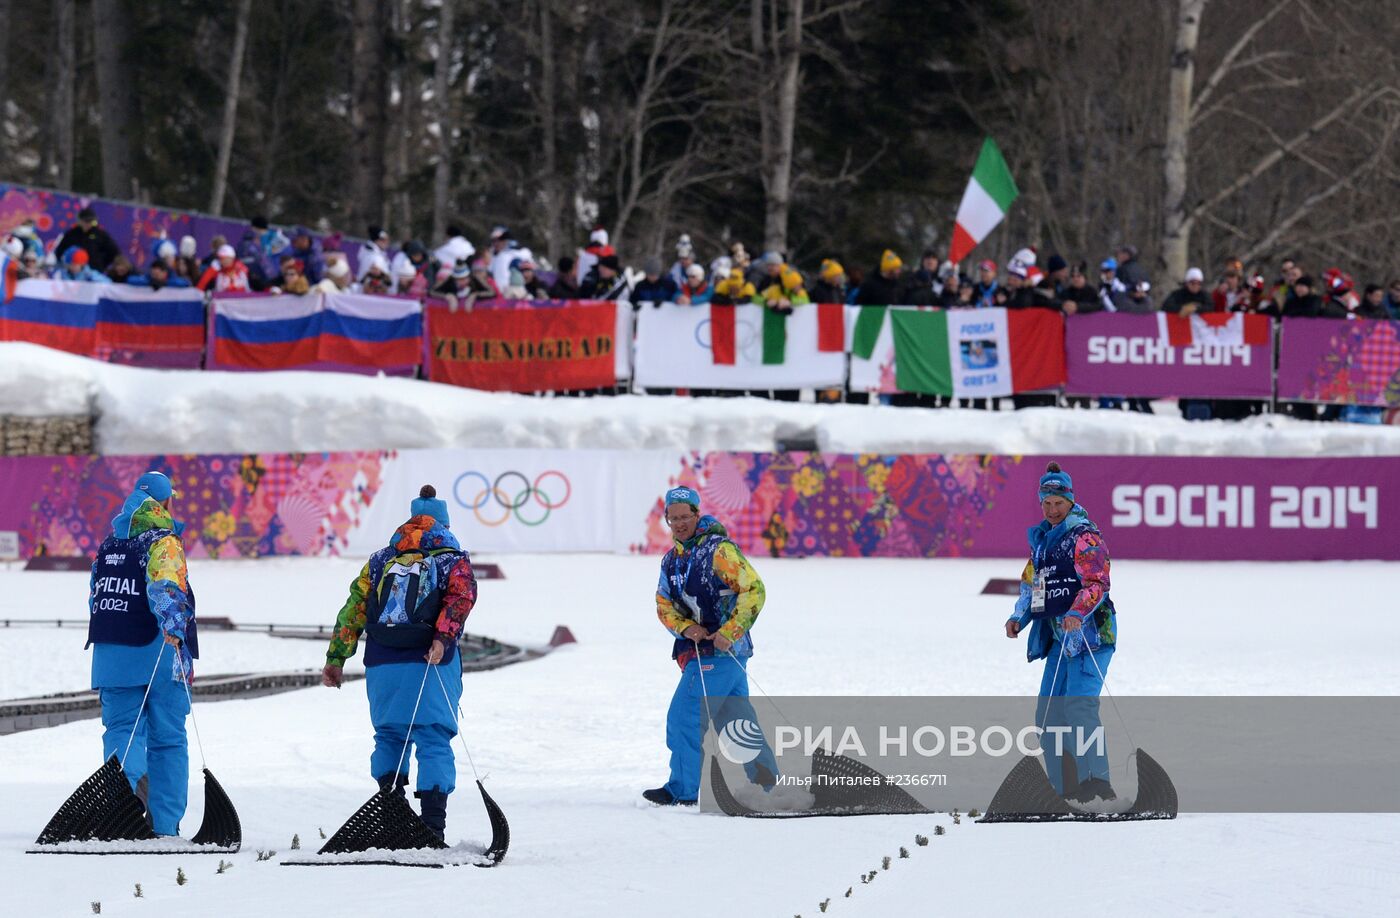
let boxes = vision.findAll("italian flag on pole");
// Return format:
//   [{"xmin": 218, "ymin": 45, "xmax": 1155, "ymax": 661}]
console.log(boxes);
[
  {"xmin": 948, "ymin": 137, "xmax": 1019, "ymax": 265},
  {"xmin": 882, "ymin": 307, "xmax": 1065, "ymax": 397}
]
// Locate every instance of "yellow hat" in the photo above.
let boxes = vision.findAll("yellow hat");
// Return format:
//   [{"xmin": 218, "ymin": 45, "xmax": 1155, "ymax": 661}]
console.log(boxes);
[
  {"xmin": 820, "ymin": 259, "xmax": 844, "ymax": 283},
  {"xmin": 781, "ymin": 268, "xmax": 803, "ymax": 291},
  {"xmin": 881, "ymin": 249, "xmax": 903, "ymax": 273}
]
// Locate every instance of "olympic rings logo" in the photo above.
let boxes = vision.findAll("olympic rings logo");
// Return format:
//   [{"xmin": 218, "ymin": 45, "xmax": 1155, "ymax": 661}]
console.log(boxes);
[{"xmin": 452, "ymin": 470, "xmax": 572, "ymax": 527}]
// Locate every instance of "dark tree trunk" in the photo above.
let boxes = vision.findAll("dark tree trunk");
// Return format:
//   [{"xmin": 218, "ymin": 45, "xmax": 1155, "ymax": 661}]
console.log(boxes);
[
  {"xmin": 209, "ymin": 0, "xmax": 253, "ymax": 214},
  {"xmin": 351, "ymin": 0, "xmax": 389, "ymax": 231},
  {"xmin": 92, "ymin": 0, "xmax": 140, "ymax": 198},
  {"xmin": 41, "ymin": 0, "xmax": 77, "ymax": 188}
]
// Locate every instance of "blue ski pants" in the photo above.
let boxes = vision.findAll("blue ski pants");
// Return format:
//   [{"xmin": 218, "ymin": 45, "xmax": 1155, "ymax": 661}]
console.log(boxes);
[
  {"xmin": 1034, "ymin": 641, "xmax": 1114, "ymax": 795},
  {"xmin": 99, "ymin": 678, "xmax": 190, "ymax": 836},
  {"xmin": 664, "ymin": 654, "xmax": 778, "ymax": 802}
]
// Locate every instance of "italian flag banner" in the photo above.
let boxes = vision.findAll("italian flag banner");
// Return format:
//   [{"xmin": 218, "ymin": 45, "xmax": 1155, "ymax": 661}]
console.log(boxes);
[
  {"xmin": 948, "ymin": 137, "xmax": 1019, "ymax": 265},
  {"xmin": 1158, "ymin": 311, "xmax": 1271, "ymax": 348},
  {"xmin": 880, "ymin": 306, "xmax": 1065, "ymax": 397},
  {"xmin": 633, "ymin": 302, "xmax": 846, "ymax": 390}
]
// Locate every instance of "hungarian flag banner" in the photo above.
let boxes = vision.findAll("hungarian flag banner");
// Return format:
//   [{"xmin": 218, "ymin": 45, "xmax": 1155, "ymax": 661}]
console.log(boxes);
[
  {"xmin": 428, "ymin": 300, "xmax": 617, "ymax": 391},
  {"xmin": 948, "ymin": 137, "xmax": 1019, "ymax": 265},
  {"xmin": 1159, "ymin": 311, "xmax": 1271, "ymax": 348},
  {"xmin": 634, "ymin": 302, "xmax": 846, "ymax": 390},
  {"xmin": 889, "ymin": 307, "xmax": 1064, "ymax": 397},
  {"xmin": 711, "ymin": 302, "xmax": 845, "ymax": 365}
]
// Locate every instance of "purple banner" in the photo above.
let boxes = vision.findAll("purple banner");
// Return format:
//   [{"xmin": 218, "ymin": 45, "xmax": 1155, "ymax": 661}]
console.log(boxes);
[
  {"xmin": 0, "ymin": 182, "xmax": 360, "ymax": 273},
  {"xmin": 1277, "ymin": 316, "xmax": 1400, "ymax": 406},
  {"xmin": 1064, "ymin": 313, "xmax": 1272, "ymax": 399},
  {"xmin": 644, "ymin": 452, "xmax": 1400, "ymax": 562}
]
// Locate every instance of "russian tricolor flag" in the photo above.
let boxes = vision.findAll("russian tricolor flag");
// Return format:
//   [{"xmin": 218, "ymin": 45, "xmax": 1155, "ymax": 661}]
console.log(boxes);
[
  {"xmin": 0, "ymin": 280, "xmax": 100, "ymax": 355},
  {"xmin": 0, "ymin": 280, "xmax": 206, "ymax": 360},
  {"xmin": 212, "ymin": 292, "xmax": 422, "ymax": 372}
]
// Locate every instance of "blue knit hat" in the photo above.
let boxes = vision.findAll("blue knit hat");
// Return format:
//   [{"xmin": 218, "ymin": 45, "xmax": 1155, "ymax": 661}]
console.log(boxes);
[
  {"xmin": 1038, "ymin": 463, "xmax": 1074, "ymax": 503},
  {"xmin": 410, "ymin": 484, "xmax": 450, "ymax": 527},
  {"xmin": 135, "ymin": 471, "xmax": 177, "ymax": 502},
  {"xmin": 665, "ymin": 486, "xmax": 700, "ymax": 510}
]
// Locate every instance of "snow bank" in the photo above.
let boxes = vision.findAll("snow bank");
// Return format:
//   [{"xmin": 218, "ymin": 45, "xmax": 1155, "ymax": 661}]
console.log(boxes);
[{"xmin": 4, "ymin": 342, "xmax": 1399, "ymax": 457}]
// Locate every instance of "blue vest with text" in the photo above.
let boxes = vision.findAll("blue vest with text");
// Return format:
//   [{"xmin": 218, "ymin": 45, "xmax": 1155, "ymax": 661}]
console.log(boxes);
[
  {"xmin": 662, "ymin": 533, "xmax": 754, "ymax": 660},
  {"xmin": 87, "ymin": 531, "xmax": 199, "ymax": 657},
  {"xmin": 1030, "ymin": 520, "xmax": 1114, "ymax": 626}
]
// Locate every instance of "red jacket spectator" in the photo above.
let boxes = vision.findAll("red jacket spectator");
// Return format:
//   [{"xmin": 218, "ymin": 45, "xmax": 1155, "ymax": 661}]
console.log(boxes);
[{"xmin": 196, "ymin": 245, "xmax": 252, "ymax": 292}]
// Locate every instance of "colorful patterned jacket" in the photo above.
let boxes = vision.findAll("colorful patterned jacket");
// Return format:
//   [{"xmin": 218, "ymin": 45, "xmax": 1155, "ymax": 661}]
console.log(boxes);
[
  {"xmin": 656, "ymin": 515, "xmax": 764, "ymax": 667},
  {"xmin": 325, "ymin": 516, "xmax": 477, "ymax": 667},
  {"xmin": 1008, "ymin": 504, "xmax": 1117, "ymax": 661},
  {"xmin": 88, "ymin": 497, "xmax": 197, "ymax": 683}
]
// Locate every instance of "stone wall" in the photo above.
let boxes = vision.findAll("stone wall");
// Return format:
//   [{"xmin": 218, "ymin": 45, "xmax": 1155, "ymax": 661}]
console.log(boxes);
[{"xmin": 0, "ymin": 415, "xmax": 95, "ymax": 455}]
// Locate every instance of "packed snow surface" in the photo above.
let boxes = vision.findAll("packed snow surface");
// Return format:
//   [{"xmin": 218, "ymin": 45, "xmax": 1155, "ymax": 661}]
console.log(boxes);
[
  {"xmin": 2, "ymin": 553, "xmax": 1398, "ymax": 916},
  {"xmin": 5, "ymin": 342, "xmax": 1400, "ymax": 457}
]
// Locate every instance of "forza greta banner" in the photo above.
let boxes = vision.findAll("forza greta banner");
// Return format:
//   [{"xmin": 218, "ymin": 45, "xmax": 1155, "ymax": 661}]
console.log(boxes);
[
  {"xmin": 426, "ymin": 300, "xmax": 618, "ymax": 392},
  {"xmin": 1063, "ymin": 312, "xmax": 1272, "ymax": 399}
]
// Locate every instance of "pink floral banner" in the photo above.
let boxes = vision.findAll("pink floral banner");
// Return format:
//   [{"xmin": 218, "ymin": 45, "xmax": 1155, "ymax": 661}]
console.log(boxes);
[{"xmin": 1277, "ymin": 317, "xmax": 1400, "ymax": 406}]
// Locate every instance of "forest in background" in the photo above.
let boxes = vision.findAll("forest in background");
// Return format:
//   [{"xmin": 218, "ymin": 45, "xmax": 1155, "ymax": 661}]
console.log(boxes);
[{"xmin": 2, "ymin": 0, "xmax": 1398, "ymax": 280}]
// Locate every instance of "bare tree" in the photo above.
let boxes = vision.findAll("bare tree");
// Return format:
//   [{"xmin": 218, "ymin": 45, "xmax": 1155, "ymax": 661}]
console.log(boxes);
[
  {"xmin": 430, "ymin": 0, "xmax": 456, "ymax": 242},
  {"xmin": 751, "ymin": 0, "xmax": 803, "ymax": 254},
  {"xmin": 209, "ymin": 0, "xmax": 253, "ymax": 215},
  {"xmin": 1160, "ymin": 0, "xmax": 1207, "ymax": 283},
  {"xmin": 92, "ymin": 0, "xmax": 140, "ymax": 198},
  {"xmin": 40, "ymin": 0, "xmax": 77, "ymax": 189},
  {"xmin": 351, "ymin": 0, "xmax": 389, "ymax": 229}
]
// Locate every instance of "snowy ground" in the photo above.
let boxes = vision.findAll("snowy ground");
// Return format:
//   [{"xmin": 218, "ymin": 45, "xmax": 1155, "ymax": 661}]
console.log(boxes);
[
  {"xmin": 1, "ymin": 553, "xmax": 1398, "ymax": 917},
  {"xmin": 6, "ymin": 342, "xmax": 1400, "ymax": 457}
]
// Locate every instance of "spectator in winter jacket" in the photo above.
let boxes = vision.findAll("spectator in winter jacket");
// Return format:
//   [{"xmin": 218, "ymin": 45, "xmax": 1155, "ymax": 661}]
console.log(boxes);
[
  {"xmin": 128, "ymin": 260, "xmax": 192, "ymax": 291},
  {"xmin": 54, "ymin": 246, "xmax": 111, "ymax": 283},
  {"xmin": 856, "ymin": 250, "xmax": 906, "ymax": 305},
  {"xmin": 1114, "ymin": 243, "xmax": 1149, "ymax": 292},
  {"xmin": 195, "ymin": 245, "xmax": 251, "ymax": 292},
  {"xmin": 1360, "ymin": 284, "xmax": 1391, "ymax": 320},
  {"xmin": 548, "ymin": 256, "xmax": 581, "ymax": 299},
  {"xmin": 433, "ymin": 226, "xmax": 476, "ymax": 280},
  {"xmin": 579, "ymin": 254, "xmax": 631, "ymax": 300},
  {"xmin": 972, "ymin": 260, "xmax": 999, "ymax": 308},
  {"xmin": 1161, "ymin": 267, "xmax": 1210, "ymax": 314},
  {"xmin": 1004, "ymin": 462, "xmax": 1118, "ymax": 802},
  {"xmin": 487, "ymin": 226, "xmax": 533, "ymax": 292},
  {"xmin": 1212, "ymin": 269, "xmax": 1250, "ymax": 312},
  {"xmin": 322, "ymin": 485, "xmax": 477, "ymax": 841},
  {"xmin": 89, "ymin": 471, "xmax": 197, "ymax": 836},
  {"xmin": 275, "ymin": 256, "xmax": 313, "ymax": 295},
  {"xmin": 56, "ymin": 207, "xmax": 121, "ymax": 272},
  {"xmin": 276, "ymin": 228, "xmax": 325, "ymax": 284},
  {"xmin": 1283, "ymin": 276, "xmax": 1323, "ymax": 317},
  {"xmin": 359, "ymin": 254, "xmax": 391, "ymax": 295},
  {"xmin": 1384, "ymin": 279, "xmax": 1400, "ymax": 320},
  {"xmin": 668, "ymin": 234, "xmax": 697, "ymax": 289},
  {"xmin": 1043, "ymin": 254, "xmax": 1070, "ymax": 298},
  {"xmin": 644, "ymin": 486, "xmax": 775, "ymax": 806},
  {"xmin": 810, "ymin": 259, "xmax": 847, "ymax": 305},
  {"xmin": 1008, "ymin": 266, "xmax": 1057, "ymax": 310},
  {"xmin": 106, "ymin": 256, "xmax": 137, "ymax": 284},
  {"xmin": 1058, "ymin": 263, "xmax": 1100, "ymax": 314},
  {"xmin": 1096, "ymin": 258, "xmax": 1129, "ymax": 312},
  {"xmin": 516, "ymin": 259, "xmax": 550, "ymax": 299},
  {"xmin": 760, "ymin": 267, "xmax": 810, "ymax": 312},
  {"xmin": 633, "ymin": 258, "xmax": 680, "ymax": 304},
  {"xmin": 574, "ymin": 225, "xmax": 613, "ymax": 284},
  {"xmin": 676, "ymin": 264, "xmax": 713, "ymax": 305},
  {"xmin": 906, "ymin": 249, "xmax": 942, "ymax": 303},
  {"xmin": 1271, "ymin": 258, "xmax": 1302, "ymax": 310},
  {"xmin": 1121, "ymin": 280, "xmax": 1155, "ymax": 314},
  {"xmin": 357, "ymin": 225, "xmax": 393, "ymax": 283},
  {"xmin": 711, "ymin": 268, "xmax": 756, "ymax": 306},
  {"xmin": 233, "ymin": 230, "xmax": 270, "ymax": 291}
]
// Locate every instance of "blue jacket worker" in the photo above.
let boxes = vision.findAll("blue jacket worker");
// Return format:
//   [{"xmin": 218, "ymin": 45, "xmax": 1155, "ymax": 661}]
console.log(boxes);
[
  {"xmin": 87, "ymin": 470, "xmax": 198, "ymax": 836},
  {"xmin": 321, "ymin": 485, "xmax": 477, "ymax": 840},
  {"xmin": 1005, "ymin": 462, "xmax": 1119, "ymax": 804},
  {"xmin": 645, "ymin": 486, "xmax": 777, "ymax": 806}
]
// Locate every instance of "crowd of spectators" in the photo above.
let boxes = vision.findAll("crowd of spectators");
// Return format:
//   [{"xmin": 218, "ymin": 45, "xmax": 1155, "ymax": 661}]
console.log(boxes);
[
  {"xmin": 6, "ymin": 208, "xmax": 1400, "ymax": 420},
  {"xmin": 8, "ymin": 209, "xmax": 1400, "ymax": 326}
]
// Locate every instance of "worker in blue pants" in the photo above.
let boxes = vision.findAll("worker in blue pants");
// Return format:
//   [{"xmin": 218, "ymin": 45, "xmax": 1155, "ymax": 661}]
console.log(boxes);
[{"xmin": 88, "ymin": 471, "xmax": 198, "ymax": 836}]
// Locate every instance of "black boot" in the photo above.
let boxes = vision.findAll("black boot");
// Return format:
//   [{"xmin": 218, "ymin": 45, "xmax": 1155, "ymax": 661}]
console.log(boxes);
[
  {"xmin": 642, "ymin": 787, "xmax": 696, "ymax": 806},
  {"xmin": 416, "ymin": 788, "xmax": 449, "ymax": 841},
  {"xmin": 134, "ymin": 774, "xmax": 150, "ymax": 808},
  {"xmin": 376, "ymin": 772, "xmax": 409, "ymax": 799}
]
